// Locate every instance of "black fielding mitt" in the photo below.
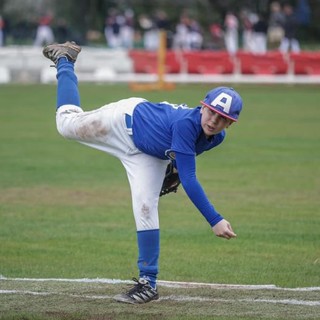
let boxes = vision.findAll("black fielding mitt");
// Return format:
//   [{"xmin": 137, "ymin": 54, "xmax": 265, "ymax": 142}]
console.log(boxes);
[{"xmin": 160, "ymin": 162, "xmax": 181, "ymax": 197}]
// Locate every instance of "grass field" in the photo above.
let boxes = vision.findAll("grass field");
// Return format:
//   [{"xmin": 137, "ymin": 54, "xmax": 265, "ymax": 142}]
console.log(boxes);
[{"xmin": 0, "ymin": 83, "xmax": 319, "ymax": 319}]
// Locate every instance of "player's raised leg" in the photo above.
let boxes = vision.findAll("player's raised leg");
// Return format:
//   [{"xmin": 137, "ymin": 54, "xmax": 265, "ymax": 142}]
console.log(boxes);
[{"xmin": 42, "ymin": 41, "xmax": 81, "ymax": 108}]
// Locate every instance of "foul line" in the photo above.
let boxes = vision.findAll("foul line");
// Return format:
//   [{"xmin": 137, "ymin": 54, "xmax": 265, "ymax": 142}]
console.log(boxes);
[
  {"xmin": 1, "ymin": 276, "xmax": 320, "ymax": 292},
  {"xmin": 0, "ymin": 289, "xmax": 319, "ymax": 306}
]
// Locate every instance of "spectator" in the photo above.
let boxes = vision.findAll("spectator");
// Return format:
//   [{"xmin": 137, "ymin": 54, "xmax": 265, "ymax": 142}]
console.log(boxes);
[
  {"xmin": 279, "ymin": 3, "xmax": 301, "ymax": 53},
  {"xmin": 154, "ymin": 10, "xmax": 173, "ymax": 48},
  {"xmin": 173, "ymin": 13, "xmax": 203, "ymax": 51},
  {"xmin": 0, "ymin": 15, "xmax": 4, "ymax": 47},
  {"xmin": 239, "ymin": 9, "xmax": 258, "ymax": 52},
  {"xmin": 252, "ymin": 13, "xmax": 268, "ymax": 53},
  {"xmin": 34, "ymin": 13, "xmax": 55, "ymax": 47},
  {"xmin": 154, "ymin": 9, "xmax": 170, "ymax": 31},
  {"xmin": 120, "ymin": 9, "xmax": 135, "ymax": 49},
  {"xmin": 173, "ymin": 14, "xmax": 192, "ymax": 50},
  {"xmin": 224, "ymin": 11, "xmax": 239, "ymax": 55},
  {"xmin": 209, "ymin": 23, "xmax": 225, "ymax": 50},
  {"xmin": 138, "ymin": 14, "xmax": 159, "ymax": 50},
  {"xmin": 104, "ymin": 9, "xmax": 123, "ymax": 48},
  {"xmin": 189, "ymin": 18, "xmax": 203, "ymax": 50},
  {"xmin": 267, "ymin": 2, "xmax": 285, "ymax": 47}
]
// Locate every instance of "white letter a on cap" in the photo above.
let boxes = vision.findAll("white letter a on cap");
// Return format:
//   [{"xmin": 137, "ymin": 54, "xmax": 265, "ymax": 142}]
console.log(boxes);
[{"xmin": 211, "ymin": 93, "xmax": 232, "ymax": 114}]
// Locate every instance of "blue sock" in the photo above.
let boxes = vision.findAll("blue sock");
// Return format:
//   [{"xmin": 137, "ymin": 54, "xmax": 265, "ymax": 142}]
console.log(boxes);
[
  {"xmin": 137, "ymin": 229, "xmax": 160, "ymax": 289},
  {"xmin": 56, "ymin": 57, "xmax": 80, "ymax": 109}
]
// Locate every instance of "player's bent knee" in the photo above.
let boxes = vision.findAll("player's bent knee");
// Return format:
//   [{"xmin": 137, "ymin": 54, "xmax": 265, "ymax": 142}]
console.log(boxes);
[
  {"xmin": 133, "ymin": 201, "xmax": 160, "ymax": 231},
  {"xmin": 55, "ymin": 117, "xmax": 74, "ymax": 139}
]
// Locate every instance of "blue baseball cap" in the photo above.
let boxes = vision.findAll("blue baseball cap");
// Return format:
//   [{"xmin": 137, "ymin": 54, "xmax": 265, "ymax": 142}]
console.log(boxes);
[{"xmin": 200, "ymin": 87, "xmax": 243, "ymax": 122}]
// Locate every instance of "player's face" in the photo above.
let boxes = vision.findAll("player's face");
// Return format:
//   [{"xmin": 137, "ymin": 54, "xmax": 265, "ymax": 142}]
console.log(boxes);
[{"xmin": 200, "ymin": 106, "xmax": 232, "ymax": 137}]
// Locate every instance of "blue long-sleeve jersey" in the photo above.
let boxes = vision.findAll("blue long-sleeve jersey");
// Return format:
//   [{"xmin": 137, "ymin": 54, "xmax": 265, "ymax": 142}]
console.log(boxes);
[{"xmin": 132, "ymin": 101, "xmax": 225, "ymax": 227}]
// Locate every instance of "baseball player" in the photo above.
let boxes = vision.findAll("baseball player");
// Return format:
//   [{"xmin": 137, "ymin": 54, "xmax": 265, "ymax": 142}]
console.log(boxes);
[{"xmin": 42, "ymin": 41, "xmax": 243, "ymax": 304}]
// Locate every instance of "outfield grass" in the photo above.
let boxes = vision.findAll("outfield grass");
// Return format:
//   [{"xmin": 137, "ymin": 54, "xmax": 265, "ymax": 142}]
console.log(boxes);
[{"xmin": 0, "ymin": 83, "xmax": 319, "ymax": 319}]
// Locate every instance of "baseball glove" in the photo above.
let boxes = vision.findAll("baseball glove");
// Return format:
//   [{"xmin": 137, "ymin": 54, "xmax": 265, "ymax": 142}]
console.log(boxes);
[{"xmin": 160, "ymin": 162, "xmax": 181, "ymax": 197}]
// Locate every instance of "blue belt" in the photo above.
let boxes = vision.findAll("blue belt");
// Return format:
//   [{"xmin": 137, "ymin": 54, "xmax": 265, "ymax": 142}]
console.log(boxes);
[{"xmin": 125, "ymin": 113, "xmax": 132, "ymax": 129}]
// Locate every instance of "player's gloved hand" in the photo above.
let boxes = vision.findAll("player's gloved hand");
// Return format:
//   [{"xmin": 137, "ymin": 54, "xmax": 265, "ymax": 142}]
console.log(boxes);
[
  {"xmin": 212, "ymin": 219, "xmax": 237, "ymax": 240},
  {"xmin": 159, "ymin": 162, "xmax": 180, "ymax": 197}
]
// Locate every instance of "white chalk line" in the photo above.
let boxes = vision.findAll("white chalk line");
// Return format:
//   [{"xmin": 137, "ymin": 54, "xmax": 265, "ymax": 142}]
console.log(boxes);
[
  {"xmin": 1, "ymin": 276, "xmax": 320, "ymax": 292},
  {"xmin": 0, "ymin": 289, "xmax": 319, "ymax": 306}
]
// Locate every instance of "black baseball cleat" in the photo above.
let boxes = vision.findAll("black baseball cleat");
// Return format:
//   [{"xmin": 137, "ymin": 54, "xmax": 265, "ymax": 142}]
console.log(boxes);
[
  {"xmin": 42, "ymin": 41, "xmax": 81, "ymax": 65},
  {"xmin": 113, "ymin": 277, "xmax": 159, "ymax": 304}
]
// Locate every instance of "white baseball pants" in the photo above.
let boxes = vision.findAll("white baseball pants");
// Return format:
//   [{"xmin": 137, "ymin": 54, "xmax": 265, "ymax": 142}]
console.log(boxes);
[{"xmin": 56, "ymin": 98, "xmax": 169, "ymax": 231}]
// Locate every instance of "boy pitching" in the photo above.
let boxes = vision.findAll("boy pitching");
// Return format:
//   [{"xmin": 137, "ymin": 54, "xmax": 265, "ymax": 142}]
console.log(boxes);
[{"xmin": 43, "ymin": 41, "xmax": 243, "ymax": 304}]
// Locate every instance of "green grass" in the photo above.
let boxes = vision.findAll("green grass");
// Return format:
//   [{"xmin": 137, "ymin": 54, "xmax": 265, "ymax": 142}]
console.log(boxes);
[{"xmin": 0, "ymin": 83, "xmax": 320, "ymax": 319}]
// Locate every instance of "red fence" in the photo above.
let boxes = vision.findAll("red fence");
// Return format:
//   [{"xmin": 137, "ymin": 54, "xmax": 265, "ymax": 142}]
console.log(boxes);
[
  {"xmin": 289, "ymin": 51, "xmax": 320, "ymax": 74},
  {"xmin": 129, "ymin": 50, "xmax": 320, "ymax": 75}
]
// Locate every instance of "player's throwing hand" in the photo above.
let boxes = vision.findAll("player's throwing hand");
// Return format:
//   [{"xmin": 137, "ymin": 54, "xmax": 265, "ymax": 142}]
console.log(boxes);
[{"xmin": 212, "ymin": 219, "xmax": 237, "ymax": 239}]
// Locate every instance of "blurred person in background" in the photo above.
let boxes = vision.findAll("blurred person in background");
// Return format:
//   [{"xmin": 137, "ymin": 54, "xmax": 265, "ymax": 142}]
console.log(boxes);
[
  {"xmin": 173, "ymin": 13, "xmax": 191, "ymax": 51},
  {"xmin": 173, "ymin": 13, "xmax": 192, "ymax": 50},
  {"xmin": 239, "ymin": 9, "xmax": 254, "ymax": 52},
  {"xmin": 239, "ymin": 9, "xmax": 258, "ymax": 52},
  {"xmin": 189, "ymin": 17, "xmax": 203, "ymax": 50},
  {"xmin": 120, "ymin": 9, "xmax": 135, "ymax": 49},
  {"xmin": 138, "ymin": 10, "xmax": 171, "ymax": 51},
  {"xmin": 34, "ymin": 13, "xmax": 55, "ymax": 47},
  {"xmin": 104, "ymin": 8, "xmax": 123, "ymax": 48},
  {"xmin": 252, "ymin": 13, "xmax": 268, "ymax": 53},
  {"xmin": 267, "ymin": 1, "xmax": 285, "ymax": 48},
  {"xmin": 138, "ymin": 14, "xmax": 158, "ymax": 50},
  {"xmin": 154, "ymin": 10, "xmax": 173, "ymax": 48},
  {"xmin": 0, "ymin": 15, "xmax": 4, "ymax": 47},
  {"xmin": 209, "ymin": 23, "xmax": 225, "ymax": 50},
  {"xmin": 279, "ymin": 3, "xmax": 300, "ymax": 53},
  {"xmin": 173, "ymin": 13, "xmax": 203, "ymax": 51},
  {"xmin": 224, "ymin": 11, "xmax": 239, "ymax": 55}
]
